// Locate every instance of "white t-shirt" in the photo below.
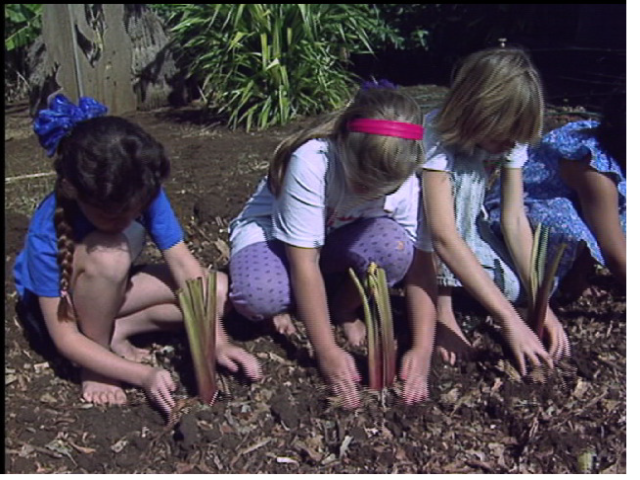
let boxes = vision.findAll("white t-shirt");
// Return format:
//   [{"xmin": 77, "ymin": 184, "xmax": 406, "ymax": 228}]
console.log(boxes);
[
  {"xmin": 229, "ymin": 138, "xmax": 433, "ymax": 256},
  {"xmin": 421, "ymin": 111, "xmax": 528, "ymax": 172}
]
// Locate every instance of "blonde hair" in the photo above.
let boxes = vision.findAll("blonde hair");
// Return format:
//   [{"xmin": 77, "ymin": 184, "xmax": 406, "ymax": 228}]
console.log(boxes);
[
  {"xmin": 434, "ymin": 47, "xmax": 544, "ymax": 153},
  {"xmin": 268, "ymin": 88, "xmax": 423, "ymax": 198}
]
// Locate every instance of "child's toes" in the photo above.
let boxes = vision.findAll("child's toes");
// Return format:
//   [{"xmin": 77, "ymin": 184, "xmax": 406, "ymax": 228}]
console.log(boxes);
[
  {"xmin": 272, "ymin": 313, "xmax": 296, "ymax": 335},
  {"xmin": 343, "ymin": 319, "xmax": 366, "ymax": 347}
]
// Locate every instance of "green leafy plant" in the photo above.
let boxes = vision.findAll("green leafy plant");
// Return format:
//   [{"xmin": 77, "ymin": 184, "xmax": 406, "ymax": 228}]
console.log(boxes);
[
  {"xmin": 152, "ymin": 4, "xmax": 393, "ymax": 130},
  {"xmin": 4, "ymin": 4, "xmax": 42, "ymax": 52},
  {"xmin": 528, "ymin": 224, "xmax": 567, "ymax": 339},
  {"xmin": 349, "ymin": 263, "xmax": 396, "ymax": 391},
  {"xmin": 4, "ymin": 4, "xmax": 43, "ymax": 101},
  {"xmin": 176, "ymin": 272, "xmax": 218, "ymax": 405}
]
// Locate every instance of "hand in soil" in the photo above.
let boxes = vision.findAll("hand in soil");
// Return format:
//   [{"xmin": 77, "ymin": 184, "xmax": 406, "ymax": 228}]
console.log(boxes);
[
  {"xmin": 81, "ymin": 369, "xmax": 128, "ymax": 406},
  {"xmin": 317, "ymin": 347, "xmax": 362, "ymax": 409},
  {"xmin": 502, "ymin": 317, "xmax": 554, "ymax": 376},
  {"xmin": 141, "ymin": 367, "xmax": 176, "ymax": 416},
  {"xmin": 216, "ymin": 343, "xmax": 263, "ymax": 381},
  {"xmin": 399, "ymin": 347, "xmax": 431, "ymax": 405},
  {"xmin": 543, "ymin": 308, "xmax": 571, "ymax": 361}
]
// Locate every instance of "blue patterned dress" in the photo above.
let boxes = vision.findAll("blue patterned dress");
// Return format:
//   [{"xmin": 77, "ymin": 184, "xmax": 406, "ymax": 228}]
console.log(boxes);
[{"xmin": 485, "ymin": 120, "xmax": 626, "ymax": 281}]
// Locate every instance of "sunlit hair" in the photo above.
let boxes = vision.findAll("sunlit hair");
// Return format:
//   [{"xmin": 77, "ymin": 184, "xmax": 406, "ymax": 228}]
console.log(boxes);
[
  {"xmin": 52, "ymin": 116, "xmax": 170, "ymax": 321},
  {"xmin": 268, "ymin": 88, "xmax": 423, "ymax": 198},
  {"xmin": 434, "ymin": 47, "xmax": 544, "ymax": 154}
]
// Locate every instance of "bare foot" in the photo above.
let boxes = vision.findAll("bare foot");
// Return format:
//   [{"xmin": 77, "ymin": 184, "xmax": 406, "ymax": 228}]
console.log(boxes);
[
  {"xmin": 342, "ymin": 319, "xmax": 366, "ymax": 347},
  {"xmin": 111, "ymin": 337, "xmax": 153, "ymax": 363},
  {"xmin": 272, "ymin": 312, "xmax": 297, "ymax": 336},
  {"xmin": 435, "ymin": 310, "xmax": 473, "ymax": 366},
  {"xmin": 81, "ymin": 369, "xmax": 128, "ymax": 406}
]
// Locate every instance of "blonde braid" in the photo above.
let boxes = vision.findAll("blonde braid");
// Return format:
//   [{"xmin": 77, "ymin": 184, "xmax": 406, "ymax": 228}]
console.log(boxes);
[{"xmin": 54, "ymin": 187, "xmax": 77, "ymax": 322}]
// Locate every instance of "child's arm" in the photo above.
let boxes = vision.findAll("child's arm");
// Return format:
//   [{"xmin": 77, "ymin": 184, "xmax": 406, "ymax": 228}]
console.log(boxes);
[
  {"xmin": 498, "ymin": 167, "xmax": 534, "ymax": 283},
  {"xmin": 422, "ymin": 170, "xmax": 553, "ymax": 375},
  {"xmin": 285, "ymin": 244, "xmax": 361, "ymax": 409},
  {"xmin": 401, "ymin": 248, "xmax": 438, "ymax": 404},
  {"xmin": 39, "ymin": 296, "xmax": 176, "ymax": 414},
  {"xmin": 162, "ymin": 241, "xmax": 262, "ymax": 380},
  {"xmin": 499, "ymin": 168, "xmax": 571, "ymax": 360},
  {"xmin": 560, "ymin": 159, "xmax": 626, "ymax": 284}
]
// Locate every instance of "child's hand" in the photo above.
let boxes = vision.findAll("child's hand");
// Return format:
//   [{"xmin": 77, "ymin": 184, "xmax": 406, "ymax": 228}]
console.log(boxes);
[
  {"xmin": 400, "ymin": 347, "xmax": 431, "ymax": 405},
  {"xmin": 317, "ymin": 347, "xmax": 361, "ymax": 409},
  {"xmin": 141, "ymin": 367, "xmax": 176, "ymax": 416},
  {"xmin": 544, "ymin": 308, "xmax": 571, "ymax": 361},
  {"xmin": 502, "ymin": 316, "xmax": 554, "ymax": 376},
  {"xmin": 216, "ymin": 343, "xmax": 263, "ymax": 381}
]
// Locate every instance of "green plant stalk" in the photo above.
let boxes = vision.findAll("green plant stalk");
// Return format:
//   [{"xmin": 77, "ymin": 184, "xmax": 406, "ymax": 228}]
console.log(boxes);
[
  {"xmin": 528, "ymin": 224, "xmax": 542, "ymax": 309},
  {"xmin": 349, "ymin": 263, "xmax": 396, "ymax": 392},
  {"xmin": 531, "ymin": 243, "xmax": 567, "ymax": 339},
  {"xmin": 348, "ymin": 268, "xmax": 381, "ymax": 391},
  {"xmin": 527, "ymin": 224, "xmax": 567, "ymax": 340},
  {"xmin": 177, "ymin": 272, "xmax": 218, "ymax": 405},
  {"xmin": 369, "ymin": 265, "xmax": 396, "ymax": 388}
]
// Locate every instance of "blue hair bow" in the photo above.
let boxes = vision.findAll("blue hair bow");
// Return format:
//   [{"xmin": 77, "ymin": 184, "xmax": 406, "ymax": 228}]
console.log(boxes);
[
  {"xmin": 361, "ymin": 79, "xmax": 397, "ymax": 91},
  {"xmin": 33, "ymin": 94, "xmax": 108, "ymax": 157}
]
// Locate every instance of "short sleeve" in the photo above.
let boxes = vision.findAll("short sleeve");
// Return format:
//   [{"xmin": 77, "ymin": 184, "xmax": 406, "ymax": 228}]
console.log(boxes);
[
  {"xmin": 142, "ymin": 188, "xmax": 184, "ymax": 251},
  {"xmin": 543, "ymin": 121, "xmax": 596, "ymax": 161},
  {"xmin": 272, "ymin": 140, "xmax": 328, "ymax": 248},
  {"xmin": 421, "ymin": 113, "xmax": 453, "ymax": 172},
  {"xmin": 24, "ymin": 234, "xmax": 60, "ymax": 297},
  {"xmin": 502, "ymin": 142, "xmax": 529, "ymax": 168}
]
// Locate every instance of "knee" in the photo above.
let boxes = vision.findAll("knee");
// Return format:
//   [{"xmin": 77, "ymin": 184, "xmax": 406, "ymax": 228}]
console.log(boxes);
[
  {"xmin": 76, "ymin": 232, "xmax": 133, "ymax": 284},
  {"xmin": 229, "ymin": 275, "xmax": 290, "ymax": 321},
  {"xmin": 349, "ymin": 220, "xmax": 414, "ymax": 284}
]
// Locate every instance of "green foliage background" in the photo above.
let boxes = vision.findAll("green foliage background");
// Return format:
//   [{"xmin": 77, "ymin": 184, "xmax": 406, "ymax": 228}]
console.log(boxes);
[
  {"xmin": 4, "ymin": 4, "xmax": 624, "ymax": 126},
  {"xmin": 152, "ymin": 4, "xmax": 399, "ymax": 130},
  {"xmin": 4, "ymin": 4, "xmax": 42, "ymax": 100}
]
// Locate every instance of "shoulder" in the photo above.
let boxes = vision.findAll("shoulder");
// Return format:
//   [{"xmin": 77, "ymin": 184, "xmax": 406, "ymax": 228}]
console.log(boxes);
[
  {"xmin": 288, "ymin": 138, "xmax": 332, "ymax": 177},
  {"xmin": 422, "ymin": 110, "xmax": 453, "ymax": 172},
  {"xmin": 27, "ymin": 193, "xmax": 58, "ymax": 238},
  {"xmin": 541, "ymin": 120, "xmax": 599, "ymax": 161},
  {"xmin": 291, "ymin": 138, "xmax": 330, "ymax": 160}
]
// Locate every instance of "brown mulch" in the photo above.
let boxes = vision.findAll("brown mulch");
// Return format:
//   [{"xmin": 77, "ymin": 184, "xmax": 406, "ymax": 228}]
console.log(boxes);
[{"xmin": 4, "ymin": 86, "xmax": 626, "ymax": 473}]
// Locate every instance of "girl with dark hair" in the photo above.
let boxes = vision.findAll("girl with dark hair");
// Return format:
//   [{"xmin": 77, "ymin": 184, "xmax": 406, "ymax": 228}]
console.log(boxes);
[{"xmin": 13, "ymin": 95, "xmax": 261, "ymax": 418}]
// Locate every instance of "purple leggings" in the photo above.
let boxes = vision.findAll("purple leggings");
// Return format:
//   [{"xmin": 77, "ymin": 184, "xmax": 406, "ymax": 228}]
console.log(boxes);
[{"xmin": 229, "ymin": 217, "xmax": 413, "ymax": 321}]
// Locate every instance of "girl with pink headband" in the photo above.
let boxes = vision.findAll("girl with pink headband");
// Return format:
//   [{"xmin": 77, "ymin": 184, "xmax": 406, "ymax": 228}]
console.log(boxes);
[{"xmin": 228, "ymin": 85, "xmax": 438, "ymax": 408}]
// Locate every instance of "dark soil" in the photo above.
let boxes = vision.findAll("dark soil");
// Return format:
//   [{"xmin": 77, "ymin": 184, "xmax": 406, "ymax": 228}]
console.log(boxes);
[{"xmin": 4, "ymin": 86, "xmax": 626, "ymax": 473}]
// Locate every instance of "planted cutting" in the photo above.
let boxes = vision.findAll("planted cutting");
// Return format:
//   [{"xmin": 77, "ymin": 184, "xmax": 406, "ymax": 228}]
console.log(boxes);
[
  {"xmin": 349, "ymin": 262, "xmax": 396, "ymax": 392},
  {"xmin": 176, "ymin": 271, "xmax": 218, "ymax": 405},
  {"xmin": 528, "ymin": 224, "xmax": 567, "ymax": 339}
]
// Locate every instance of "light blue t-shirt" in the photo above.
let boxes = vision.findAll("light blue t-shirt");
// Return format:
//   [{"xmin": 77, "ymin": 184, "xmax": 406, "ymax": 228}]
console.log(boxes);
[
  {"xmin": 229, "ymin": 138, "xmax": 432, "ymax": 256},
  {"xmin": 13, "ymin": 188, "xmax": 184, "ymax": 298}
]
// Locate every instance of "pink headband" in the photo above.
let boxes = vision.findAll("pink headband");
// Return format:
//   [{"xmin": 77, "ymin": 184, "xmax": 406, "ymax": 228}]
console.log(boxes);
[{"xmin": 348, "ymin": 118, "xmax": 424, "ymax": 140}]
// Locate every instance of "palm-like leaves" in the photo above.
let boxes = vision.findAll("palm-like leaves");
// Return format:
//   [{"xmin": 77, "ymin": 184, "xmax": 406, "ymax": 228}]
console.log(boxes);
[{"xmin": 154, "ymin": 4, "xmax": 390, "ymax": 130}]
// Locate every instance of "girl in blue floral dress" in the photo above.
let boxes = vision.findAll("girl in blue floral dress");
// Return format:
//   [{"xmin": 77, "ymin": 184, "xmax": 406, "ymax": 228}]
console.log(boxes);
[{"xmin": 485, "ymin": 94, "xmax": 626, "ymax": 294}]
